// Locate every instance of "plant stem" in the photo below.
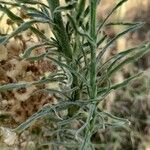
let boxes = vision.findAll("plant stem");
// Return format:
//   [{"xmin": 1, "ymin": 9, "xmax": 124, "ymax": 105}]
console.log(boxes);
[
  {"xmin": 68, "ymin": 30, "xmax": 81, "ymax": 117},
  {"xmin": 47, "ymin": 0, "xmax": 80, "ymax": 116},
  {"xmin": 80, "ymin": 0, "xmax": 98, "ymax": 149},
  {"xmin": 89, "ymin": 0, "xmax": 97, "ymax": 99}
]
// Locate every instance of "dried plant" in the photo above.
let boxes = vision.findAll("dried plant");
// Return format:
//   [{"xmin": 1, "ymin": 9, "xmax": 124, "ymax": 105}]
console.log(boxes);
[{"xmin": 0, "ymin": 0, "xmax": 150, "ymax": 149}]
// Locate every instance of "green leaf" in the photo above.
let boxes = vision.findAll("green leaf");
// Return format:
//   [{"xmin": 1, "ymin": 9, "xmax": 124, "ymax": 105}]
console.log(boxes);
[
  {"xmin": 97, "ymin": 43, "xmax": 147, "ymax": 73},
  {"xmin": 67, "ymin": 14, "xmax": 94, "ymax": 44},
  {"xmin": 47, "ymin": 0, "xmax": 73, "ymax": 60},
  {"xmin": 0, "ymin": 4, "xmax": 23, "ymax": 22},
  {"xmin": 97, "ymin": 43, "xmax": 149, "ymax": 86},
  {"xmin": 23, "ymin": 6, "xmax": 51, "ymax": 21},
  {"xmin": 26, "ymin": 53, "xmax": 46, "ymax": 61},
  {"xmin": 25, "ymin": 48, "xmax": 58, "ymax": 61},
  {"xmin": 97, "ymin": 34, "xmax": 107, "ymax": 47},
  {"xmin": 76, "ymin": 0, "xmax": 86, "ymax": 20},
  {"xmin": 14, "ymin": 0, "xmax": 49, "ymax": 8},
  {"xmin": 54, "ymin": 1, "xmax": 77, "ymax": 13},
  {"xmin": 0, "ymin": 82, "xmax": 30, "ymax": 91},
  {"xmin": 65, "ymin": 68, "xmax": 73, "ymax": 87},
  {"xmin": 47, "ymin": 56, "xmax": 89, "ymax": 87},
  {"xmin": 106, "ymin": 22, "xmax": 141, "ymax": 26},
  {"xmin": 0, "ymin": 36, "xmax": 7, "ymax": 44},
  {"xmin": 30, "ymin": 27, "xmax": 52, "ymax": 43},
  {"xmin": 84, "ymin": 6, "xmax": 90, "ymax": 18},
  {"xmin": 1, "ymin": 19, "xmax": 45, "ymax": 44},
  {"xmin": 97, "ymin": 23, "xmax": 143, "ymax": 62},
  {"xmin": 97, "ymin": 73, "xmax": 142, "ymax": 95},
  {"xmin": 20, "ymin": 43, "xmax": 46, "ymax": 59},
  {"xmin": 100, "ymin": 111, "xmax": 130, "ymax": 124},
  {"xmin": 97, "ymin": 0, "xmax": 128, "ymax": 32},
  {"xmin": 58, "ymin": 112, "xmax": 81, "ymax": 126},
  {"xmin": 0, "ymin": 1, "xmax": 19, "ymax": 7},
  {"xmin": 14, "ymin": 100, "xmax": 87, "ymax": 133},
  {"xmin": 108, "ymin": 43, "xmax": 150, "ymax": 76},
  {"xmin": 33, "ymin": 87, "xmax": 77, "ymax": 99},
  {"xmin": 107, "ymin": 44, "xmax": 147, "ymax": 71},
  {"xmin": 40, "ymin": 5, "xmax": 50, "ymax": 18},
  {"xmin": 32, "ymin": 76, "xmax": 65, "ymax": 85}
]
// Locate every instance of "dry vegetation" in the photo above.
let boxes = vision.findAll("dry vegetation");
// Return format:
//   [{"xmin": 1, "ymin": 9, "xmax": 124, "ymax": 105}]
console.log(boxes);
[{"xmin": 0, "ymin": 0, "xmax": 150, "ymax": 150}]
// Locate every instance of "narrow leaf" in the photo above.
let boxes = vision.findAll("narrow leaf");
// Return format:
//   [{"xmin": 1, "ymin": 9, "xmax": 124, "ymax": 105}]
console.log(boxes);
[
  {"xmin": 97, "ymin": 73, "xmax": 142, "ymax": 95},
  {"xmin": 0, "ymin": 4, "xmax": 22, "ymax": 22},
  {"xmin": 15, "ymin": 100, "xmax": 87, "ymax": 133},
  {"xmin": 97, "ymin": 23, "xmax": 143, "ymax": 62},
  {"xmin": 0, "ymin": 82, "xmax": 30, "ymax": 91},
  {"xmin": 54, "ymin": 1, "xmax": 76, "ymax": 13},
  {"xmin": 20, "ymin": 43, "xmax": 46, "ymax": 59},
  {"xmin": 97, "ymin": 0, "xmax": 128, "ymax": 32},
  {"xmin": 108, "ymin": 44, "xmax": 150, "ymax": 76},
  {"xmin": 76, "ymin": 0, "xmax": 86, "ymax": 20},
  {"xmin": 1, "ymin": 19, "xmax": 44, "ymax": 44}
]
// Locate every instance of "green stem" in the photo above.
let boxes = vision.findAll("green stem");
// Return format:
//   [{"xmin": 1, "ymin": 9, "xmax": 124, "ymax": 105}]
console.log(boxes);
[
  {"xmin": 80, "ymin": 104, "xmax": 97, "ymax": 150},
  {"xmin": 47, "ymin": 0, "xmax": 80, "ymax": 116},
  {"xmin": 68, "ymin": 30, "xmax": 81, "ymax": 117},
  {"xmin": 89, "ymin": 0, "xmax": 97, "ymax": 99},
  {"xmin": 80, "ymin": 0, "xmax": 98, "ymax": 149},
  {"xmin": 72, "ymin": 32, "xmax": 81, "ymax": 101}
]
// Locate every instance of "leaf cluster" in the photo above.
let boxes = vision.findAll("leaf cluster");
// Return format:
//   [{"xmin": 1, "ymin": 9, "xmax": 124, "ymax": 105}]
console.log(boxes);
[{"xmin": 0, "ymin": 0, "xmax": 149, "ymax": 149}]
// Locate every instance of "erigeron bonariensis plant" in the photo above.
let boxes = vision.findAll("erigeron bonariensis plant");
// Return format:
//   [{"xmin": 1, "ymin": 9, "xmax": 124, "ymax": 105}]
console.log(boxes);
[{"xmin": 0, "ymin": 0, "xmax": 150, "ymax": 149}]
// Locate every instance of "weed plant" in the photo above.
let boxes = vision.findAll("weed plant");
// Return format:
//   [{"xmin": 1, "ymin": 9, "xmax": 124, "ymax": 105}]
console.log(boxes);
[{"xmin": 0, "ymin": 0, "xmax": 150, "ymax": 149}]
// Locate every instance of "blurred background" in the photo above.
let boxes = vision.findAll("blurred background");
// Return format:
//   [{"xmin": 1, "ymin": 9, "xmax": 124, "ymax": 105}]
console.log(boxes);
[{"xmin": 0, "ymin": 0, "xmax": 150, "ymax": 149}]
